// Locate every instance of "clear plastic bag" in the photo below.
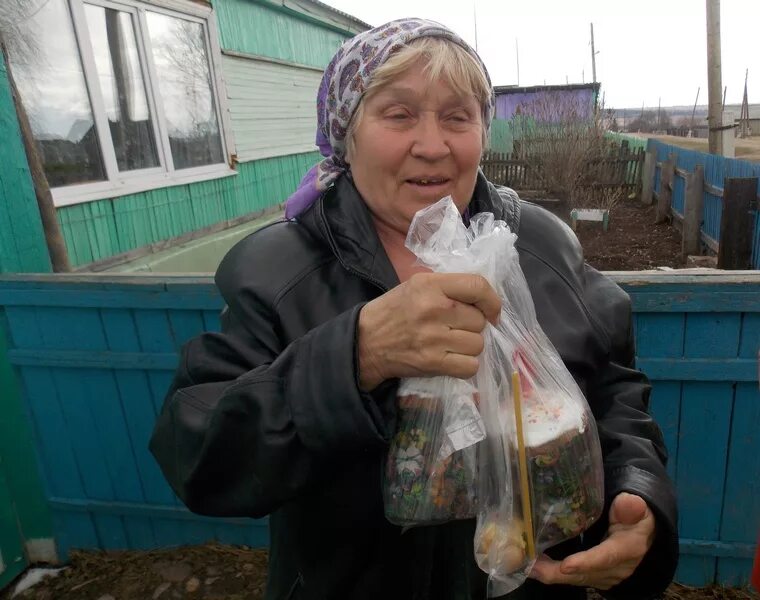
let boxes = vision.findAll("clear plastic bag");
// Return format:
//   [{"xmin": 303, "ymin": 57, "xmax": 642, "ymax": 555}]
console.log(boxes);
[
  {"xmin": 397, "ymin": 196, "xmax": 605, "ymax": 595},
  {"xmin": 383, "ymin": 377, "xmax": 485, "ymax": 526}
]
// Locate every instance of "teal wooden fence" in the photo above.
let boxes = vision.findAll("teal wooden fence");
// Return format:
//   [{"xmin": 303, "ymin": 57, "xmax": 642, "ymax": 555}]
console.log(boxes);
[
  {"xmin": 0, "ymin": 272, "xmax": 758, "ymax": 589},
  {"xmin": 648, "ymin": 139, "xmax": 760, "ymax": 268}
]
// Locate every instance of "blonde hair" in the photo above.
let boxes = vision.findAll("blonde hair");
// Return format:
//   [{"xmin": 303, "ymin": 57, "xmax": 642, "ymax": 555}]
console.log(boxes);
[{"xmin": 345, "ymin": 37, "xmax": 492, "ymax": 160}]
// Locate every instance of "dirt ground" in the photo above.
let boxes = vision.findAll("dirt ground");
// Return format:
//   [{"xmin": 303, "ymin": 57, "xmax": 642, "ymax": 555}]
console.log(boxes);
[
  {"xmin": 3, "ymin": 542, "xmax": 756, "ymax": 600},
  {"xmin": 541, "ymin": 196, "xmax": 686, "ymax": 271}
]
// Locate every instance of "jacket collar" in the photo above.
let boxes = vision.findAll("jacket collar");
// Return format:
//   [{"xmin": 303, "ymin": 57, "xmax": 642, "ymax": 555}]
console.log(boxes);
[{"xmin": 301, "ymin": 170, "xmax": 521, "ymax": 290}]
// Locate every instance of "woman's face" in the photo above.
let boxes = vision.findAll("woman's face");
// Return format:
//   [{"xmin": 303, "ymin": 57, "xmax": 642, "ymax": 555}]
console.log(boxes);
[{"xmin": 347, "ymin": 61, "xmax": 484, "ymax": 233}]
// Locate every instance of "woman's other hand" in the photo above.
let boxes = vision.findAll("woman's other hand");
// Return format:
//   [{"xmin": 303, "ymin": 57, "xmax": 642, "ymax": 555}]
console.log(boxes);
[
  {"xmin": 357, "ymin": 272, "xmax": 501, "ymax": 391},
  {"xmin": 528, "ymin": 492, "xmax": 657, "ymax": 590}
]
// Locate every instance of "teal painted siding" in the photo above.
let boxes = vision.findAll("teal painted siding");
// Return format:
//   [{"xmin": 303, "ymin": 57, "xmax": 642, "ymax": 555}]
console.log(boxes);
[
  {"xmin": 489, "ymin": 119, "xmax": 514, "ymax": 154},
  {"xmin": 0, "ymin": 51, "xmax": 51, "ymax": 274},
  {"xmin": 57, "ymin": 151, "xmax": 320, "ymax": 267},
  {"xmin": 215, "ymin": 0, "xmax": 352, "ymax": 68}
]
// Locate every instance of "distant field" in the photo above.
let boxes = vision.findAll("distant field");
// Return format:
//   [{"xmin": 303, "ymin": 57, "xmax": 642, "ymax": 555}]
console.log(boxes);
[{"xmin": 634, "ymin": 134, "xmax": 760, "ymax": 163}]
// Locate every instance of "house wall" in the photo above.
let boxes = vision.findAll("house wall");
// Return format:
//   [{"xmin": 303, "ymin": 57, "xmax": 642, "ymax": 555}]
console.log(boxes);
[
  {"xmin": 0, "ymin": 52, "xmax": 51, "ymax": 274},
  {"xmin": 0, "ymin": 51, "xmax": 55, "ymax": 589},
  {"xmin": 15, "ymin": 0, "xmax": 365, "ymax": 269},
  {"xmin": 222, "ymin": 54, "xmax": 322, "ymax": 161},
  {"xmin": 58, "ymin": 151, "xmax": 319, "ymax": 266},
  {"xmin": 495, "ymin": 88, "xmax": 597, "ymax": 122},
  {"xmin": 214, "ymin": 0, "xmax": 355, "ymax": 68}
]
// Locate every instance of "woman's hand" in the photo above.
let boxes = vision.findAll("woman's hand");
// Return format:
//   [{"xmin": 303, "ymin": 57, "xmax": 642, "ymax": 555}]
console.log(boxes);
[
  {"xmin": 528, "ymin": 492, "xmax": 656, "ymax": 590},
  {"xmin": 357, "ymin": 272, "xmax": 501, "ymax": 391}
]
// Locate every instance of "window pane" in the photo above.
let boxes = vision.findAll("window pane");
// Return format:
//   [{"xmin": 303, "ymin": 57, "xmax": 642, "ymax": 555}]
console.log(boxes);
[
  {"xmin": 5, "ymin": 0, "xmax": 105, "ymax": 186},
  {"xmin": 146, "ymin": 12, "xmax": 224, "ymax": 169},
  {"xmin": 84, "ymin": 4, "xmax": 160, "ymax": 172}
]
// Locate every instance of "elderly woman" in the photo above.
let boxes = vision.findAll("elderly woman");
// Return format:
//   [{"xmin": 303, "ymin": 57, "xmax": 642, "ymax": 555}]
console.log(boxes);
[{"xmin": 150, "ymin": 18, "xmax": 677, "ymax": 600}]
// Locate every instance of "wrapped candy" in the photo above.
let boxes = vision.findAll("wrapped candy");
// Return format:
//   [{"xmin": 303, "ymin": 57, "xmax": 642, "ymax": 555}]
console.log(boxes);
[{"xmin": 385, "ymin": 196, "xmax": 604, "ymax": 596}]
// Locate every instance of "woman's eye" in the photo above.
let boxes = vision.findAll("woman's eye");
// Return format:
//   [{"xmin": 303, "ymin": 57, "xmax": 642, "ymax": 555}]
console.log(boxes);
[
  {"xmin": 387, "ymin": 112, "xmax": 410, "ymax": 120},
  {"xmin": 447, "ymin": 113, "xmax": 470, "ymax": 122}
]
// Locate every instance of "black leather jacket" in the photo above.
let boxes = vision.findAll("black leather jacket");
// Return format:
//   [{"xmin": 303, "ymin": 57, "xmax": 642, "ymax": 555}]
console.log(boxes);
[{"xmin": 150, "ymin": 173, "xmax": 678, "ymax": 600}]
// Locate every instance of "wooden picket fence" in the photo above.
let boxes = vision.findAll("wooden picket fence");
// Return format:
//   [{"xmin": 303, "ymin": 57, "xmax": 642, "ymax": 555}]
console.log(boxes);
[
  {"xmin": 480, "ymin": 143, "xmax": 644, "ymax": 198},
  {"xmin": 479, "ymin": 152, "xmax": 539, "ymax": 189}
]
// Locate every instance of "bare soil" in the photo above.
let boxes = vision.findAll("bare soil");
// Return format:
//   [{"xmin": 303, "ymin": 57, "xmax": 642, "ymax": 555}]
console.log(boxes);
[
  {"xmin": 3, "ymin": 543, "xmax": 756, "ymax": 600},
  {"xmin": 542, "ymin": 197, "xmax": 686, "ymax": 271}
]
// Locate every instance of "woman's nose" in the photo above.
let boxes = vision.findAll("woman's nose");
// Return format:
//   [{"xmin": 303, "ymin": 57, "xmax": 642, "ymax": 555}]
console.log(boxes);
[{"xmin": 410, "ymin": 113, "xmax": 450, "ymax": 161}]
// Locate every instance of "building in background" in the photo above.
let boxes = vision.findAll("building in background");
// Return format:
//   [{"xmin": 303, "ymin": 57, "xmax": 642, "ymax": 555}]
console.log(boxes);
[
  {"xmin": 0, "ymin": 0, "xmax": 369, "ymax": 271},
  {"xmin": 494, "ymin": 82, "xmax": 601, "ymax": 122}
]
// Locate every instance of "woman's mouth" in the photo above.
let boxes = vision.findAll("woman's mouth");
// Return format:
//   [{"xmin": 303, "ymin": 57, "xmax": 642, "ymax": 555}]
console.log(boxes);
[{"xmin": 406, "ymin": 177, "xmax": 452, "ymax": 191}]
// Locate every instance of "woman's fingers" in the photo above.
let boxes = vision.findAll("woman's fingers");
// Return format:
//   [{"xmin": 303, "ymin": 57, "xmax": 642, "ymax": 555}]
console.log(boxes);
[
  {"xmin": 439, "ymin": 352, "xmax": 480, "ymax": 380},
  {"xmin": 447, "ymin": 301, "xmax": 488, "ymax": 333},
  {"xmin": 357, "ymin": 272, "xmax": 502, "ymax": 386},
  {"xmin": 444, "ymin": 329, "xmax": 485, "ymax": 358},
  {"xmin": 428, "ymin": 273, "xmax": 502, "ymax": 325}
]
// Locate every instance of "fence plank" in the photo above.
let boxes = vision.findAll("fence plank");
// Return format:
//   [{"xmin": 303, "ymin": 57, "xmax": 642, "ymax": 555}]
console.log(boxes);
[
  {"xmin": 717, "ymin": 177, "xmax": 757, "ymax": 269},
  {"xmin": 683, "ymin": 165, "xmax": 705, "ymax": 257},
  {"xmin": 717, "ymin": 381, "xmax": 760, "ymax": 584},
  {"xmin": 656, "ymin": 154, "xmax": 676, "ymax": 222}
]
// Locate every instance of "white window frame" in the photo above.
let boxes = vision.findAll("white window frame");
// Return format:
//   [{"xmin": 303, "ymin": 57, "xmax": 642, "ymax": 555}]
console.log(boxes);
[{"xmin": 50, "ymin": 0, "xmax": 236, "ymax": 208}]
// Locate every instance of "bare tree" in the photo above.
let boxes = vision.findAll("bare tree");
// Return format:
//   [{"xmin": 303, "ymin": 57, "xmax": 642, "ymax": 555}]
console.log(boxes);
[
  {"xmin": 511, "ymin": 93, "xmax": 622, "ymax": 208},
  {"xmin": 0, "ymin": 0, "xmax": 45, "ymax": 63},
  {"xmin": 152, "ymin": 18, "xmax": 215, "ymax": 136}
]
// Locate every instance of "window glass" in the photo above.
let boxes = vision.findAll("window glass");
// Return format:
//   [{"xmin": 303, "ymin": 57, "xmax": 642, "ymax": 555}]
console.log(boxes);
[
  {"xmin": 7, "ymin": 0, "xmax": 106, "ymax": 186},
  {"xmin": 84, "ymin": 4, "xmax": 160, "ymax": 171},
  {"xmin": 146, "ymin": 11, "xmax": 224, "ymax": 169}
]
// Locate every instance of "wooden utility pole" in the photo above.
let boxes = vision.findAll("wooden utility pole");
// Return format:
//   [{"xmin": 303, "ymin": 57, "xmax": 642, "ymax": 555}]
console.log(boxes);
[
  {"xmin": 1, "ymin": 41, "xmax": 70, "ymax": 272},
  {"xmin": 739, "ymin": 69, "xmax": 750, "ymax": 138},
  {"xmin": 515, "ymin": 38, "xmax": 519, "ymax": 86},
  {"xmin": 706, "ymin": 0, "xmax": 723, "ymax": 155},
  {"xmin": 657, "ymin": 97, "xmax": 661, "ymax": 130},
  {"xmin": 690, "ymin": 87, "xmax": 700, "ymax": 133},
  {"xmin": 473, "ymin": 1, "xmax": 479, "ymax": 53},
  {"xmin": 590, "ymin": 23, "xmax": 597, "ymax": 83}
]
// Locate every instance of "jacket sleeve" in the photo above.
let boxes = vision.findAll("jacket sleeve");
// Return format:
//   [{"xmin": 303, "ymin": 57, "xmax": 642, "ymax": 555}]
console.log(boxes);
[
  {"xmin": 149, "ymin": 275, "xmax": 394, "ymax": 518},
  {"xmin": 580, "ymin": 265, "xmax": 679, "ymax": 600}
]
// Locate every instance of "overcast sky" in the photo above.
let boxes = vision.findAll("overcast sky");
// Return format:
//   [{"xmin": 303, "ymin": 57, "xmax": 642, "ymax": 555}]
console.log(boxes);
[{"xmin": 320, "ymin": 0, "xmax": 758, "ymax": 111}]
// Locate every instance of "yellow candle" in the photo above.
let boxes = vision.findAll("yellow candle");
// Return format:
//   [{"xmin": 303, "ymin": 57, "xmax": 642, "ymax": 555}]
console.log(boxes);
[{"xmin": 512, "ymin": 371, "xmax": 536, "ymax": 560}]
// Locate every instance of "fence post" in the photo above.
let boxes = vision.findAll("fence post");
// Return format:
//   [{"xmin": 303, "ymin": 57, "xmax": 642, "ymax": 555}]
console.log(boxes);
[
  {"xmin": 640, "ymin": 148, "xmax": 656, "ymax": 205},
  {"xmin": 717, "ymin": 177, "xmax": 757, "ymax": 269},
  {"xmin": 655, "ymin": 153, "xmax": 676, "ymax": 222},
  {"xmin": 682, "ymin": 165, "xmax": 705, "ymax": 257}
]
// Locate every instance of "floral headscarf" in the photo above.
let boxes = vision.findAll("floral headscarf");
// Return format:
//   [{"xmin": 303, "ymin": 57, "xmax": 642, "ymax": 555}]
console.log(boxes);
[{"xmin": 284, "ymin": 18, "xmax": 495, "ymax": 219}]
